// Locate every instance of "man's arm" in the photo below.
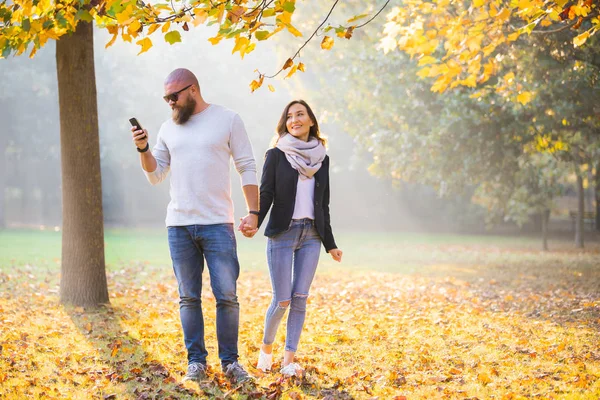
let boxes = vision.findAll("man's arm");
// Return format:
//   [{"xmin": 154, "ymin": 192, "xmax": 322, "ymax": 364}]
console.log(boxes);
[
  {"xmin": 131, "ymin": 125, "xmax": 170, "ymax": 185},
  {"xmin": 239, "ymin": 184, "xmax": 259, "ymax": 235},
  {"xmin": 140, "ymin": 145, "xmax": 158, "ymax": 173},
  {"xmin": 229, "ymin": 113, "xmax": 259, "ymax": 237}
]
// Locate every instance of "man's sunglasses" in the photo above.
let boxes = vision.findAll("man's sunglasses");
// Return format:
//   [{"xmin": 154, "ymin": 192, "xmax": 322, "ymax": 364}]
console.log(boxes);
[{"xmin": 163, "ymin": 84, "xmax": 192, "ymax": 103}]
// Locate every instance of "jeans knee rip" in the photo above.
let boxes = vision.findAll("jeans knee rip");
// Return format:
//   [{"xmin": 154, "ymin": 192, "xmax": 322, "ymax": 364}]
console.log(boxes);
[{"xmin": 277, "ymin": 299, "xmax": 291, "ymax": 308}]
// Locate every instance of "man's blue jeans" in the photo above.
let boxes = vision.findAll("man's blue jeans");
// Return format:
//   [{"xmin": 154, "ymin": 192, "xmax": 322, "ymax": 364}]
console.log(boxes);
[{"xmin": 167, "ymin": 224, "xmax": 240, "ymax": 368}]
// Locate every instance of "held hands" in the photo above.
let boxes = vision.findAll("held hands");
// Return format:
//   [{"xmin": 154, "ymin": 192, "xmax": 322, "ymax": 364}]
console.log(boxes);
[
  {"xmin": 131, "ymin": 126, "xmax": 149, "ymax": 151},
  {"xmin": 238, "ymin": 214, "xmax": 258, "ymax": 238},
  {"xmin": 329, "ymin": 248, "xmax": 343, "ymax": 262}
]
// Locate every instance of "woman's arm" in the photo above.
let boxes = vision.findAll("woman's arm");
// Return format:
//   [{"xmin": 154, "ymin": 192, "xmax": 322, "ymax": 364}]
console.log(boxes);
[
  {"xmin": 322, "ymin": 157, "xmax": 338, "ymax": 253},
  {"xmin": 258, "ymin": 149, "xmax": 277, "ymax": 229}
]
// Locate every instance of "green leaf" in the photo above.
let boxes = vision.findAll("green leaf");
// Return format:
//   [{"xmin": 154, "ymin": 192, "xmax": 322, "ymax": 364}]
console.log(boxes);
[
  {"xmin": 2, "ymin": 46, "xmax": 12, "ymax": 58},
  {"xmin": 56, "ymin": 11, "xmax": 68, "ymax": 28},
  {"xmin": 282, "ymin": 1, "xmax": 295, "ymax": 13},
  {"xmin": 107, "ymin": 2, "xmax": 125, "ymax": 18},
  {"xmin": 76, "ymin": 9, "xmax": 94, "ymax": 23},
  {"xmin": 262, "ymin": 8, "xmax": 275, "ymax": 18},
  {"xmin": 164, "ymin": 30, "xmax": 182, "ymax": 45},
  {"xmin": 225, "ymin": 28, "xmax": 245, "ymax": 39},
  {"xmin": 22, "ymin": 18, "xmax": 31, "ymax": 32},
  {"xmin": 255, "ymin": 30, "xmax": 269, "ymax": 40},
  {"xmin": 0, "ymin": 9, "xmax": 12, "ymax": 24},
  {"xmin": 347, "ymin": 13, "xmax": 368, "ymax": 23}
]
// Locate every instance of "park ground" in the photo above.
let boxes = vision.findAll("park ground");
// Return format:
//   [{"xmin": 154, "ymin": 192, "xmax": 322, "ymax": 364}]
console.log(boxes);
[{"xmin": 0, "ymin": 229, "xmax": 599, "ymax": 399}]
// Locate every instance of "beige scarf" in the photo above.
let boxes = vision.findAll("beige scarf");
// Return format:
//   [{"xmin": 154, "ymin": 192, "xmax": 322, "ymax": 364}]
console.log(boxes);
[{"xmin": 276, "ymin": 133, "xmax": 326, "ymax": 180}]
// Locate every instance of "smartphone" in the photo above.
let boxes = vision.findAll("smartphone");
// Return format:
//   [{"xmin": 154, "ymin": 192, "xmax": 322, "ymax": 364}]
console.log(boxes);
[{"xmin": 129, "ymin": 117, "xmax": 147, "ymax": 140}]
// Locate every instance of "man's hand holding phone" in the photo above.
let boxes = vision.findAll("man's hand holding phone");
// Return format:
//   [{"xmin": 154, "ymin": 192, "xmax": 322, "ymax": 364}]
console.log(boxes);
[{"xmin": 130, "ymin": 117, "xmax": 149, "ymax": 153}]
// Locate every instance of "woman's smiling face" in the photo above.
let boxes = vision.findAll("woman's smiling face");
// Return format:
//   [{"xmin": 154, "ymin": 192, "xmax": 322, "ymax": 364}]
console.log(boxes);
[{"xmin": 286, "ymin": 103, "xmax": 314, "ymax": 142}]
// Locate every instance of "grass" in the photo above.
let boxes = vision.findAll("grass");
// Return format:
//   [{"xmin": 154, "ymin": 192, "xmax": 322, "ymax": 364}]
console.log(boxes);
[{"xmin": 1, "ymin": 228, "xmax": 599, "ymax": 399}]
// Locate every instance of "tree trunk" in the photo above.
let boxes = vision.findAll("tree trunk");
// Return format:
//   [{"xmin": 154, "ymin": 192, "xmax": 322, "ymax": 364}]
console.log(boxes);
[
  {"xmin": 541, "ymin": 208, "xmax": 550, "ymax": 251},
  {"xmin": 0, "ymin": 131, "xmax": 6, "ymax": 229},
  {"xmin": 594, "ymin": 161, "xmax": 600, "ymax": 232},
  {"xmin": 56, "ymin": 22, "xmax": 109, "ymax": 307},
  {"xmin": 575, "ymin": 165, "xmax": 585, "ymax": 249}
]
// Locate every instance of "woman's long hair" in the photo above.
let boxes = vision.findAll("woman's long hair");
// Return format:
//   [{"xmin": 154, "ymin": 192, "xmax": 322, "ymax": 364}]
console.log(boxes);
[{"xmin": 273, "ymin": 100, "xmax": 327, "ymax": 147}]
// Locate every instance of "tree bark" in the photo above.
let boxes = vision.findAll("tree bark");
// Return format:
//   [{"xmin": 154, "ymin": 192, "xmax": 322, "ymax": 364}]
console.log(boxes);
[
  {"xmin": 0, "ymin": 130, "xmax": 6, "ymax": 229},
  {"xmin": 594, "ymin": 161, "xmax": 600, "ymax": 232},
  {"xmin": 574, "ymin": 163, "xmax": 585, "ymax": 249},
  {"xmin": 541, "ymin": 208, "xmax": 550, "ymax": 251},
  {"xmin": 56, "ymin": 22, "xmax": 109, "ymax": 306}
]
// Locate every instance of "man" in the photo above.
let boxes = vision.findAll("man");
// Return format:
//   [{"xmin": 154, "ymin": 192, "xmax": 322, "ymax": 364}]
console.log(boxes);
[{"xmin": 131, "ymin": 68, "xmax": 258, "ymax": 383}]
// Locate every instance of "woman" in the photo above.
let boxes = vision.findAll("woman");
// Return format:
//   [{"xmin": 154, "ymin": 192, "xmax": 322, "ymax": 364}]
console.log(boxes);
[{"xmin": 248, "ymin": 99, "xmax": 343, "ymax": 377}]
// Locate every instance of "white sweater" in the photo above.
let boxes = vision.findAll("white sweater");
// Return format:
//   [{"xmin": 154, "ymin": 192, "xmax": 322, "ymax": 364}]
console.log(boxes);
[{"xmin": 145, "ymin": 104, "xmax": 257, "ymax": 226}]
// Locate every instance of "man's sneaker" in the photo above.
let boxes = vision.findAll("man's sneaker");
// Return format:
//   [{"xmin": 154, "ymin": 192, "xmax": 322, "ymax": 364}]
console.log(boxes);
[
  {"xmin": 182, "ymin": 362, "xmax": 207, "ymax": 382},
  {"xmin": 257, "ymin": 349, "xmax": 273, "ymax": 372},
  {"xmin": 280, "ymin": 362, "xmax": 302, "ymax": 377},
  {"xmin": 224, "ymin": 361, "xmax": 252, "ymax": 383}
]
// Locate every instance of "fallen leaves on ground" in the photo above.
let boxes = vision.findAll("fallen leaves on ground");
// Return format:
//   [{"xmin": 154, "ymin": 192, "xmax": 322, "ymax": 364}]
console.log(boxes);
[{"xmin": 1, "ymin": 259, "xmax": 599, "ymax": 399}]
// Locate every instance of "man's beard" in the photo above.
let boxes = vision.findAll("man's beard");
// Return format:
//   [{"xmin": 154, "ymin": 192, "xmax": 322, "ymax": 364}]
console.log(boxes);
[{"xmin": 172, "ymin": 96, "xmax": 196, "ymax": 125}]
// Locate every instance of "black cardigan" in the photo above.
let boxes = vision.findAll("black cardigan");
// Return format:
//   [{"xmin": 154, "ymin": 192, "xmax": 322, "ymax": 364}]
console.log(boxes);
[{"xmin": 257, "ymin": 147, "xmax": 337, "ymax": 252}]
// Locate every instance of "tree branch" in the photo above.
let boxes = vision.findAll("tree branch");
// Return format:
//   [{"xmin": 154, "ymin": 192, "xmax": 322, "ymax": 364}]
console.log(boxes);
[
  {"xmin": 356, "ymin": 0, "xmax": 391, "ymax": 29},
  {"xmin": 261, "ymin": 0, "xmax": 391, "ymax": 79},
  {"xmin": 262, "ymin": 0, "xmax": 341, "ymax": 79}
]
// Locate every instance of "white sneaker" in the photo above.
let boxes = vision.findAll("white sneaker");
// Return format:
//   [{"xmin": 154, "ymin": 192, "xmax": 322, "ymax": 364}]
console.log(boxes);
[
  {"xmin": 280, "ymin": 362, "xmax": 302, "ymax": 377},
  {"xmin": 257, "ymin": 349, "xmax": 273, "ymax": 372}
]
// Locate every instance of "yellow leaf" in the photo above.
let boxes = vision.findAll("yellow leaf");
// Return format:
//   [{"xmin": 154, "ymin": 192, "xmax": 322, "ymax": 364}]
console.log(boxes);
[
  {"xmin": 517, "ymin": 91, "xmax": 533, "ymax": 105},
  {"xmin": 128, "ymin": 20, "xmax": 141, "ymax": 35},
  {"xmin": 286, "ymin": 24, "xmax": 303, "ymax": 37},
  {"xmin": 497, "ymin": 8, "xmax": 511, "ymax": 20},
  {"xmin": 507, "ymin": 32, "xmax": 520, "ymax": 42},
  {"xmin": 147, "ymin": 24, "xmax": 160, "ymax": 35},
  {"xmin": 161, "ymin": 21, "xmax": 171, "ymax": 33},
  {"xmin": 473, "ymin": 0, "xmax": 484, "ymax": 8},
  {"xmin": 573, "ymin": 31, "xmax": 589, "ymax": 47},
  {"xmin": 250, "ymin": 75, "xmax": 264, "ymax": 92},
  {"xmin": 193, "ymin": 9, "xmax": 208, "ymax": 27},
  {"xmin": 136, "ymin": 37, "xmax": 152, "ymax": 55},
  {"xmin": 418, "ymin": 56, "xmax": 437, "ymax": 66},
  {"xmin": 321, "ymin": 36, "xmax": 334, "ymax": 50},
  {"xmin": 462, "ymin": 75, "xmax": 477, "ymax": 87},
  {"xmin": 285, "ymin": 64, "xmax": 298, "ymax": 79},
  {"xmin": 478, "ymin": 372, "xmax": 492, "ymax": 384},
  {"xmin": 297, "ymin": 62, "xmax": 305, "ymax": 72},
  {"xmin": 105, "ymin": 33, "xmax": 118, "ymax": 48},
  {"xmin": 116, "ymin": 5, "xmax": 133, "ymax": 25},
  {"xmin": 417, "ymin": 67, "xmax": 431, "ymax": 78},
  {"xmin": 208, "ymin": 36, "xmax": 223, "ymax": 45},
  {"xmin": 268, "ymin": 84, "xmax": 275, "ymax": 92},
  {"xmin": 232, "ymin": 36, "xmax": 249, "ymax": 54},
  {"xmin": 425, "ymin": 30, "xmax": 437, "ymax": 40}
]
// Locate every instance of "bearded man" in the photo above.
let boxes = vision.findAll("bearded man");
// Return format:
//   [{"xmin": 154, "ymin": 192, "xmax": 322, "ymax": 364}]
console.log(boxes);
[{"xmin": 131, "ymin": 68, "xmax": 258, "ymax": 384}]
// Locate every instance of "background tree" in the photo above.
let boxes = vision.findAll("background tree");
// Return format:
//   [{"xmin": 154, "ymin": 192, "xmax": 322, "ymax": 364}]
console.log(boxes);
[{"xmin": 291, "ymin": 3, "xmax": 590, "ymax": 250}]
